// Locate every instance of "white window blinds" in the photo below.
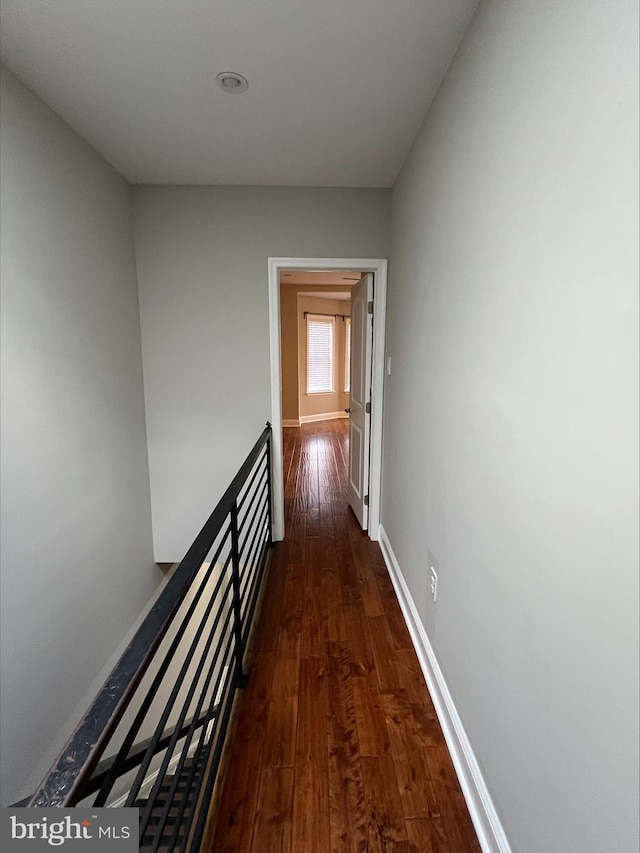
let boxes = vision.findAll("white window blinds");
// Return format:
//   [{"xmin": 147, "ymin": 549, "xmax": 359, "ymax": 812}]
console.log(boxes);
[{"xmin": 306, "ymin": 315, "xmax": 335, "ymax": 393}]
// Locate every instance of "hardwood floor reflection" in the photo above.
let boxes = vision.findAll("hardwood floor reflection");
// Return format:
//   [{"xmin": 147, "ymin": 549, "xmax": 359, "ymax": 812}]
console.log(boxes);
[{"xmin": 209, "ymin": 420, "xmax": 481, "ymax": 853}]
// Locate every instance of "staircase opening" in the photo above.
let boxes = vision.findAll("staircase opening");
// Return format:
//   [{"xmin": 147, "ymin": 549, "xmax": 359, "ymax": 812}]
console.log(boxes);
[{"xmin": 26, "ymin": 425, "xmax": 275, "ymax": 852}]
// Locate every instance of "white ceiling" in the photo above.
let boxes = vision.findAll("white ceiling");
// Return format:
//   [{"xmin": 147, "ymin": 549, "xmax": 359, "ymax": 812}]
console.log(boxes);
[
  {"xmin": 0, "ymin": 0, "xmax": 478, "ymax": 187},
  {"xmin": 280, "ymin": 270, "xmax": 361, "ymax": 286}
]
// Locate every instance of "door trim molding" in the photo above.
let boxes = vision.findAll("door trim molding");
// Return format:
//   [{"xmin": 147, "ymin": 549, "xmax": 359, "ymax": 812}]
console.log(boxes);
[{"xmin": 268, "ymin": 257, "xmax": 388, "ymax": 541}]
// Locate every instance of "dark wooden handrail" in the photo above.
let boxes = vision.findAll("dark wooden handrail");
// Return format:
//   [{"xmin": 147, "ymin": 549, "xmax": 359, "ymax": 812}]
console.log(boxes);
[{"xmin": 29, "ymin": 423, "xmax": 272, "ymax": 809}]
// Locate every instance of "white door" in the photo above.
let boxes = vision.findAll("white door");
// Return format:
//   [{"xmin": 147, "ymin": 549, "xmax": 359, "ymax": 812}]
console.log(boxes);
[{"xmin": 347, "ymin": 273, "xmax": 374, "ymax": 529}]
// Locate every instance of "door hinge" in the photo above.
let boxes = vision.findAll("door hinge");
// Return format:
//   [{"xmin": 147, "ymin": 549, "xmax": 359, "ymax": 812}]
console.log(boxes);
[
  {"xmin": 364, "ymin": 495, "xmax": 369, "ymax": 506},
  {"xmin": 365, "ymin": 401, "xmax": 371, "ymax": 414},
  {"xmin": 367, "ymin": 300, "xmax": 374, "ymax": 315}
]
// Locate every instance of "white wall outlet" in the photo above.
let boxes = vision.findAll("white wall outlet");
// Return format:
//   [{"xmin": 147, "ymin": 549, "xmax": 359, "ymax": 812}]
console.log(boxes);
[
  {"xmin": 429, "ymin": 566, "xmax": 438, "ymax": 603},
  {"xmin": 386, "ymin": 356, "xmax": 392, "ymax": 375},
  {"xmin": 427, "ymin": 551, "xmax": 439, "ymax": 606}
]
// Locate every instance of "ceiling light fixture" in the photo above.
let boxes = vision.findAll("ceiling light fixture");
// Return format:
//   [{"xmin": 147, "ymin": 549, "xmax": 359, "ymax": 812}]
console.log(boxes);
[{"xmin": 216, "ymin": 72, "xmax": 249, "ymax": 94}]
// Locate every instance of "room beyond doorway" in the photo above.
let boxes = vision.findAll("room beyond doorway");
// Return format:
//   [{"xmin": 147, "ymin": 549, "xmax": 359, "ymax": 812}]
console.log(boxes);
[
  {"xmin": 279, "ymin": 270, "xmax": 355, "ymax": 428},
  {"xmin": 267, "ymin": 257, "xmax": 388, "ymax": 543}
]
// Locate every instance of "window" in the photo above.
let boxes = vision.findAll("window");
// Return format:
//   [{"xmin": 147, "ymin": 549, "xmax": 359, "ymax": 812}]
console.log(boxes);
[
  {"xmin": 344, "ymin": 318, "xmax": 351, "ymax": 393},
  {"xmin": 306, "ymin": 315, "xmax": 334, "ymax": 393}
]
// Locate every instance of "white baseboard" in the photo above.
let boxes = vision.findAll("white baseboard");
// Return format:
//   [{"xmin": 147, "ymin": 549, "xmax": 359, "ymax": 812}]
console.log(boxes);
[
  {"xmin": 282, "ymin": 419, "xmax": 300, "ymax": 427},
  {"xmin": 299, "ymin": 411, "xmax": 349, "ymax": 424},
  {"xmin": 378, "ymin": 526, "xmax": 512, "ymax": 853}
]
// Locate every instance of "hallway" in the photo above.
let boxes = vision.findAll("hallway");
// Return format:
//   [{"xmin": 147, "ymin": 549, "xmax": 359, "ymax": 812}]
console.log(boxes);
[{"xmin": 209, "ymin": 420, "xmax": 481, "ymax": 852}]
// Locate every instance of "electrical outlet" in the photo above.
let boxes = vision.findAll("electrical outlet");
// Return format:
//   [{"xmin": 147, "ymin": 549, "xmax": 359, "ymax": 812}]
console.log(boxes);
[
  {"xmin": 429, "ymin": 566, "xmax": 438, "ymax": 603},
  {"xmin": 427, "ymin": 551, "xmax": 439, "ymax": 606}
]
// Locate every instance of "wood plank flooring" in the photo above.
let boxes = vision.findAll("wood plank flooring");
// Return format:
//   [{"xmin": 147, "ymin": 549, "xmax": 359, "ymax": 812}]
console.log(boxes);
[{"xmin": 209, "ymin": 420, "xmax": 481, "ymax": 853}]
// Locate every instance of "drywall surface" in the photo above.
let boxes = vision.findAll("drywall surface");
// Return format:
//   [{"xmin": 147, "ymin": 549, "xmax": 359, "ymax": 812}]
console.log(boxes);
[
  {"xmin": 0, "ymin": 68, "xmax": 157, "ymax": 805},
  {"xmin": 133, "ymin": 186, "xmax": 389, "ymax": 560},
  {"xmin": 280, "ymin": 284, "xmax": 301, "ymax": 422},
  {"xmin": 382, "ymin": 1, "xmax": 639, "ymax": 851}
]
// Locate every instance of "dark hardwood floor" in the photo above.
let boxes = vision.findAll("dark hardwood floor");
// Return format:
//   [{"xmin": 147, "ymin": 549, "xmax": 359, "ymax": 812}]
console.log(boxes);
[{"xmin": 209, "ymin": 420, "xmax": 481, "ymax": 853}]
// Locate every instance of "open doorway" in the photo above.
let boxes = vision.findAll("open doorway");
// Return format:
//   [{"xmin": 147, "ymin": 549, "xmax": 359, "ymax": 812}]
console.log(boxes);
[
  {"xmin": 268, "ymin": 257, "xmax": 388, "ymax": 543},
  {"xmin": 279, "ymin": 270, "xmax": 356, "ymax": 427}
]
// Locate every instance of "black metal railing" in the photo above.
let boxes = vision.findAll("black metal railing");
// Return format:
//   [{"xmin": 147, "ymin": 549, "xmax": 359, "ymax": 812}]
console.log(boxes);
[{"xmin": 29, "ymin": 423, "xmax": 274, "ymax": 852}]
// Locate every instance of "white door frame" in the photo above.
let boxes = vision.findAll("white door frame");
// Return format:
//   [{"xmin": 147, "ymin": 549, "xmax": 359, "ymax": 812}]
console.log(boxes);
[{"xmin": 268, "ymin": 257, "xmax": 388, "ymax": 542}]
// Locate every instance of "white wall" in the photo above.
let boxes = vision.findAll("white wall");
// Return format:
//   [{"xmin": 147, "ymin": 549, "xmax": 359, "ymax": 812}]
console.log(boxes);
[
  {"xmin": 382, "ymin": 2, "xmax": 639, "ymax": 852},
  {"xmin": 0, "ymin": 68, "xmax": 158, "ymax": 805},
  {"xmin": 132, "ymin": 186, "xmax": 389, "ymax": 560}
]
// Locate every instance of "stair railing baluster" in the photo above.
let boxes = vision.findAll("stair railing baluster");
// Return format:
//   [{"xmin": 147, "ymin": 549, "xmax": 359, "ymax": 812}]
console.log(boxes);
[
  {"xmin": 266, "ymin": 421, "xmax": 274, "ymax": 546},
  {"xmin": 230, "ymin": 499, "xmax": 248, "ymax": 689}
]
